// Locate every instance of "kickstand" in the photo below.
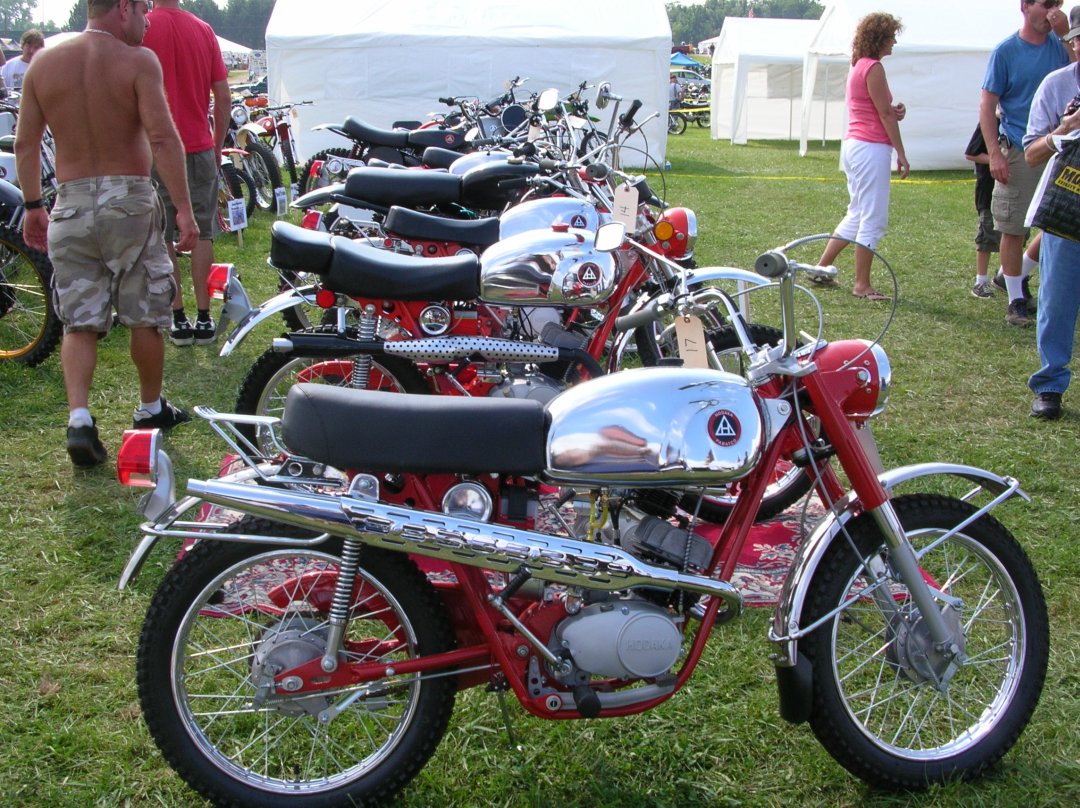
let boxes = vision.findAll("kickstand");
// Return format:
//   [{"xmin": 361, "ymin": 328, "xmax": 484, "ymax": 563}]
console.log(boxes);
[{"xmin": 495, "ymin": 687, "xmax": 518, "ymax": 749}]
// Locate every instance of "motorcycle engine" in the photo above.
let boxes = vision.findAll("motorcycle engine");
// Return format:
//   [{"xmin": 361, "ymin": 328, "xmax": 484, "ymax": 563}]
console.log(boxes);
[
  {"xmin": 486, "ymin": 366, "xmax": 564, "ymax": 403},
  {"xmin": 554, "ymin": 598, "xmax": 683, "ymax": 679}
]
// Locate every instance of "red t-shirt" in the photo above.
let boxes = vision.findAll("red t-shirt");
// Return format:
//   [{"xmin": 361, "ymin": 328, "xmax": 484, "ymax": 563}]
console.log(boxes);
[{"xmin": 142, "ymin": 8, "xmax": 228, "ymax": 154}]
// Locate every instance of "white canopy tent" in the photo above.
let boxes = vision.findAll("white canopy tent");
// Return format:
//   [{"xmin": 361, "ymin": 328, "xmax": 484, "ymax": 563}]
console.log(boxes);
[
  {"xmin": 45, "ymin": 31, "xmax": 250, "ymax": 58},
  {"xmin": 265, "ymin": 0, "xmax": 672, "ymax": 167},
  {"xmin": 709, "ymin": 17, "xmax": 845, "ymax": 145},
  {"xmin": 800, "ymin": 0, "xmax": 1021, "ymax": 169}
]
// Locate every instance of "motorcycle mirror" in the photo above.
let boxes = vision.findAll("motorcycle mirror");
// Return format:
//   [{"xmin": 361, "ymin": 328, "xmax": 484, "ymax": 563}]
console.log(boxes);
[
  {"xmin": 594, "ymin": 221, "xmax": 626, "ymax": 252},
  {"xmin": 595, "ymin": 81, "xmax": 614, "ymax": 110},
  {"xmin": 537, "ymin": 88, "xmax": 560, "ymax": 112}
]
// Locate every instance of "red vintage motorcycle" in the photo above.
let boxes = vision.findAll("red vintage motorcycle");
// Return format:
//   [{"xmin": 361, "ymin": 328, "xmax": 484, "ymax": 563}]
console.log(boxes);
[{"xmin": 116, "ymin": 227, "xmax": 1048, "ymax": 808}]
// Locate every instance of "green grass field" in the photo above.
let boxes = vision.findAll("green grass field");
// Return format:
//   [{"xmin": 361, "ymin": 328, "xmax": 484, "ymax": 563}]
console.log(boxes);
[{"xmin": 1, "ymin": 127, "xmax": 1077, "ymax": 807}]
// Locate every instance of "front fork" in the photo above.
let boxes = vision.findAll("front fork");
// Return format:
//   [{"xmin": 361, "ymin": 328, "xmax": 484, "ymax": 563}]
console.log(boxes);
[{"xmin": 801, "ymin": 370, "xmax": 961, "ymax": 667}]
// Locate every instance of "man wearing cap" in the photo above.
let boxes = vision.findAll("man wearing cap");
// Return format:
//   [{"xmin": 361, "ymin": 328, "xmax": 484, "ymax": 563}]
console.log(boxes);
[
  {"xmin": 979, "ymin": 0, "xmax": 1073, "ymax": 327},
  {"xmin": 13, "ymin": 0, "xmax": 199, "ymax": 466},
  {"xmin": 1020, "ymin": 6, "xmax": 1080, "ymax": 419}
]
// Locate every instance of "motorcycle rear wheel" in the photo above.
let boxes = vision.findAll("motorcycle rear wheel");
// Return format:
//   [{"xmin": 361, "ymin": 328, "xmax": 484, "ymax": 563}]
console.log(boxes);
[
  {"xmin": 0, "ymin": 225, "xmax": 62, "ymax": 367},
  {"xmin": 298, "ymin": 147, "xmax": 357, "ymax": 196},
  {"xmin": 137, "ymin": 527, "xmax": 456, "ymax": 808},
  {"xmin": 235, "ymin": 337, "xmax": 429, "ymax": 452},
  {"xmin": 800, "ymin": 494, "xmax": 1048, "ymax": 789}
]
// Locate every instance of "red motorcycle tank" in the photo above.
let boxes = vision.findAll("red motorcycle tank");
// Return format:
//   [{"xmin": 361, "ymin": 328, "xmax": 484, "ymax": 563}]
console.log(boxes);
[{"xmin": 544, "ymin": 367, "xmax": 765, "ymax": 486}]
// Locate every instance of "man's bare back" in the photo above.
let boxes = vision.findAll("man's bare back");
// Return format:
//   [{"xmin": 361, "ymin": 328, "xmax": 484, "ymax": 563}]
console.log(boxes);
[{"xmin": 15, "ymin": 0, "xmax": 197, "ymax": 253}]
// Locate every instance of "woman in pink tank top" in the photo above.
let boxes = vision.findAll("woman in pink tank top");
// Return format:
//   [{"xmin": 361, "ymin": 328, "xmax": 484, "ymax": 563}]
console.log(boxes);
[{"xmin": 816, "ymin": 13, "xmax": 909, "ymax": 301}]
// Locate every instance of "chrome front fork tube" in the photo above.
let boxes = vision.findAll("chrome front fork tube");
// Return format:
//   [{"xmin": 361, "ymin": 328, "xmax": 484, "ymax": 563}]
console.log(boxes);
[{"xmin": 869, "ymin": 501, "xmax": 955, "ymax": 647}]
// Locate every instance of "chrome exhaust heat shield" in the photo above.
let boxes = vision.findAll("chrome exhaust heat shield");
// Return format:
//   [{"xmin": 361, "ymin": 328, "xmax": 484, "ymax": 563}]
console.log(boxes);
[{"xmin": 187, "ymin": 478, "xmax": 742, "ymax": 611}]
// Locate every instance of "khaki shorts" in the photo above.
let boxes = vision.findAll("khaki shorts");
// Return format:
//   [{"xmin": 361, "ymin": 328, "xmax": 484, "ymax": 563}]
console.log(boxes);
[
  {"xmin": 153, "ymin": 148, "xmax": 220, "ymax": 242},
  {"xmin": 991, "ymin": 145, "xmax": 1040, "ymax": 236},
  {"xmin": 48, "ymin": 176, "xmax": 175, "ymax": 333}
]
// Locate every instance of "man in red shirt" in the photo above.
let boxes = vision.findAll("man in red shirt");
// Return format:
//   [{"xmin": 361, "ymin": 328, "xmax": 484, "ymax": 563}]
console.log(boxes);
[{"xmin": 143, "ymin": 0, "xmax": 230, "ymax": 346}]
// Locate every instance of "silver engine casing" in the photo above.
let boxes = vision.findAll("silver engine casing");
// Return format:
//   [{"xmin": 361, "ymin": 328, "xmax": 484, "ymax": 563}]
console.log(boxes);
[
  {"xmin": 555, "ymin": 599, "xmax": 683, "ymax": 679},
  {"xmin": 545, "ymin": 367, "xmax": 765, "ymax": 486},
  {"xmin": 480, "ymin": 227, "xmax": 618, "ymax": 307}
]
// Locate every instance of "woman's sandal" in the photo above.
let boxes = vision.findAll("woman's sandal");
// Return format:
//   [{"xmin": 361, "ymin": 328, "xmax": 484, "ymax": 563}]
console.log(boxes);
[{"xmin": 851, "ymin": 289, "xmax": 890, "ymax": 301}]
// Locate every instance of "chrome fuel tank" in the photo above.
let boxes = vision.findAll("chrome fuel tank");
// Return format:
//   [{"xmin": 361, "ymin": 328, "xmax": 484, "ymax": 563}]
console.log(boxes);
[
  {"xmin": 480, "ymin": 227, "xmax": 618, "ymax": 306},
  {"xmin": 545, "ymin": 367, "xmax": 765, "ymax": 486},
  {"xmin": 498, "ymin": 198, "xmax": 607, "ymax": 241}
]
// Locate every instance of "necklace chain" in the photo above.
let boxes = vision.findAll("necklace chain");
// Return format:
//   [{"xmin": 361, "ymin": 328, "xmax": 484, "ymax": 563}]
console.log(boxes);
[{"xmin": 85, "ymin": 28, "xmax": 116, "ymax": 39}]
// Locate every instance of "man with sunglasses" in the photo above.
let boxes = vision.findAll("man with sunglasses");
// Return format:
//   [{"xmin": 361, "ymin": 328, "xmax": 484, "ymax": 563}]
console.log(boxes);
[
  {"xmin": 980, "ymin": 0, "xmax": 1073, "ymax": 327},
  {"xmin": 12, "ymin": 0, "xmax": 199, "ymax": 466}
]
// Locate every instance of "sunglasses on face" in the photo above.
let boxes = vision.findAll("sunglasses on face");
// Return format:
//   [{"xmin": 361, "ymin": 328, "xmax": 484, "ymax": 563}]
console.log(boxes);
[
  {"xmin": 131, "ymin": 0, "xmax": 154, "ymax": 12},
  {"xmin": 1027, "ymin": 0, "xmax": 1062, "ymax": 10}
]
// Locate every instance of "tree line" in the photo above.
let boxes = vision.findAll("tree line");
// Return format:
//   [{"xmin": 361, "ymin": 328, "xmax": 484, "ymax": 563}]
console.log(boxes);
[
  {"xmin": 0, "ymin": 0, "xmax": 275, "ymax": 50},
  {"xmin": 0, "ymin": 1, "xmax": 822, "ymax": 53},
  {"xmin": 668, "ymin": 0, "xmax": 823, "ymax": 48}
]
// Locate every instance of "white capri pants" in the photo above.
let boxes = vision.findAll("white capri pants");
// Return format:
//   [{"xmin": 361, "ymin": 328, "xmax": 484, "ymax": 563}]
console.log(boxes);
[{"xmin": 832, "ymin": 139, "xmax": 893, "ymax": 251}]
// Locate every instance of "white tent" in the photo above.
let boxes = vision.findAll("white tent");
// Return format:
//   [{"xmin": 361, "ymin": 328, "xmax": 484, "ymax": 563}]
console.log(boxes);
[
  {"xmin": 46, "ymin": 31, "xmax": 250, "ymax": 57},
  {"xmin": 265, "ymin": 0, "xmax": 672, "ymax": 167},
  {"xmin": 709, "ymin": 17, "xmax": 845, "ymax": 145},
  {"xmin": 800, "ymin": 0, "xmax": 1021, "ymax": 170}
]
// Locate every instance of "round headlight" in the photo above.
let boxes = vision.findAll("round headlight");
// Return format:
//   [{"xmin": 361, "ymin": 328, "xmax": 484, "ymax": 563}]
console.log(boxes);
[{"xmin": 230, "ymin": 106, "xmax": 248, "ymax": 126}]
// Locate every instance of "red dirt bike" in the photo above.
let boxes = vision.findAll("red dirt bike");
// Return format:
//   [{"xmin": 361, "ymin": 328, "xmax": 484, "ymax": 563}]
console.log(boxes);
[{"xmin": 116, "ymin": 227, "xmax": 1048, "ymax": 807}]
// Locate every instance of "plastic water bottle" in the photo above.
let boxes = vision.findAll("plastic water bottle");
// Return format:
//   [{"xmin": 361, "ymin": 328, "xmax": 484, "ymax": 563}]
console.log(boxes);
[{"xmin": 663, "ymin": 160, "xmax": 672, "ymax": 171}]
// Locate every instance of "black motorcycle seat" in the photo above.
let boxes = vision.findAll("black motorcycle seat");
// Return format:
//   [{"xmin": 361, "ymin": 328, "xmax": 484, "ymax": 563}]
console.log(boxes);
[
  {"xmin": 423, "ymin": 146, "xmax": 465, "ymax": 169},
  {"xmin": 324, "ymin": 236, "xmax": 480, "ymax": 300},
  {"xmin": 270, "ymin": 222, "xmax": 481, "ymax": 300},
  {"xmin": 270, "ymin": 221, "xmax": 335, "ymax": 274},
  {"xmin": 343, "ymin": 116, "xmax": 409, "ymax": 149},
  {"xmin": 384, "ymin": 206, "xmax": 500, "ymax": 248},
  {"xmin": 344, "ymin": 167, "xmax": 463, "ymax": 207},
  {"xmin": 281, "ymin": 384, "xmax": 548, "ymax": 475},
  {"xmin": 406, "ymin": 128, "xmax": 466, "ymax": 151}
]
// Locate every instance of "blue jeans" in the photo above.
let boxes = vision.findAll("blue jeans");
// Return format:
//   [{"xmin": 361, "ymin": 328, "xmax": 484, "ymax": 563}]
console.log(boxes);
[{"xmin": 1028, "ymin": 233, "xmax": 1080, "ymax": 397}]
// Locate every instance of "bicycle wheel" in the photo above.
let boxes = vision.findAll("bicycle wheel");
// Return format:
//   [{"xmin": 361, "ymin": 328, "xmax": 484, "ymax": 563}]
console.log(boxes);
[
  {"xmin": 0, "ymin": 224, "xmax": 62, "ymax": 367},
  {"xmin": 138, "ymin": 531, "xmax": 457, "ymax": 807},
  {"xmin": 801, "ymin": 494, "xmax": 1049, "ymax": 789}
]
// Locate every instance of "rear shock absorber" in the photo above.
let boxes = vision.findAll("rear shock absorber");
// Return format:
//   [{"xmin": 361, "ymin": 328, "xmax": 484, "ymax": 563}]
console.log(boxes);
[{"xmin": 350, "ymin": 303, "xmax": 378, "ymax": 389}]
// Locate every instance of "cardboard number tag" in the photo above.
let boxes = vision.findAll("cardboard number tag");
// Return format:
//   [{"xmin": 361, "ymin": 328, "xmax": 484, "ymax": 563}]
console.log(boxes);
[
  {"xmin": 227, "ymin": 197, "xmax": 248, "ymax": 231},
  {"xmin": 674, "ymin": 314, "xmax": 708, "ymax": 368},
  {"xmin": 275, "ymin": 186, "xmax": 288, "ymax": 216},
  {"xmin": 613, "ymin": 182, "xmax": 639, "ymax": 231}
]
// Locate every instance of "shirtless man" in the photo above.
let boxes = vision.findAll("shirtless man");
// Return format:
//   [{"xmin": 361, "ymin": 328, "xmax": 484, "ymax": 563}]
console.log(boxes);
[{"xmin": 15, "ymin": 0, "xmax": 199, "ymax": 467}]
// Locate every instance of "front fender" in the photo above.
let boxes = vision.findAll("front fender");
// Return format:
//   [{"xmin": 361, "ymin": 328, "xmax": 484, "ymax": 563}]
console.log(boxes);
[
  {"xmin": 234, "ymin": 123, "xmax": 267, "ymax": 149},
  {"xmin": 219, "ymin": 285, "xmax": 318, "ymax": 357},
  {"xmin": 684, "ymin": 265, "xmax": 770, "ymax": 319},
  {"xmin": 770, "ymin": 462, "xmax": 1027, "ymax": 668}
]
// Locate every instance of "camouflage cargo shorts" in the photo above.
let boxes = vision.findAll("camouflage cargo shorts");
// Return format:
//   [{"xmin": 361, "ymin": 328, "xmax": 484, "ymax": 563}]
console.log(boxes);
[{"xmin": 48, "ymin": 176, "xmax": 175, "ymax": 333}]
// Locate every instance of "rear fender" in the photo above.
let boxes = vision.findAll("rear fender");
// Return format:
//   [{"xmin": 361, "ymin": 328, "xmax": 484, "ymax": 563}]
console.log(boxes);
[
  {"xmin": 769, "ymin": 462, "xmax": 1027, "ymax": 669},
  {"xmin": 219, "ymin": 285, "xmax": 318, "ymax": 357}
]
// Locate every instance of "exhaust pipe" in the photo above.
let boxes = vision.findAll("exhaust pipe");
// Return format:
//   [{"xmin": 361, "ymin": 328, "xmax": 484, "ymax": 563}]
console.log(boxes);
[{"xmin": 188, "ymin": 478, "xmax": 742, "ymax": 613}]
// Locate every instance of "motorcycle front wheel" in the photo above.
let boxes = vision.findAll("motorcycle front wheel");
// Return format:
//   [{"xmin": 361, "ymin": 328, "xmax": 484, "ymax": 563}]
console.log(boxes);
[
  {"xmin": 0, "ymin": 224, "xmax": 62, "ymax": 367},
  {"xmin": 243, "ymin": 139, "xmax": 284, "ymax": 211},
  {"xmin": 800, "ymin": 494, "xmax": 1049, "ymax": 789},
  {"xmin": 137, "ymin": 528, "xmax": 457, "ymax": 808},
  {"xmin": 667, "ymin": 112, "xmax": 687, "ymax": 136}
]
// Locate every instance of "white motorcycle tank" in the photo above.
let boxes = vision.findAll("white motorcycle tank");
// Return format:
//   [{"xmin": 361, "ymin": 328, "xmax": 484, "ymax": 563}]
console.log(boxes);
[{"xmin": 544, "ymin": 367, "xmax": 766, "ymax": 486}]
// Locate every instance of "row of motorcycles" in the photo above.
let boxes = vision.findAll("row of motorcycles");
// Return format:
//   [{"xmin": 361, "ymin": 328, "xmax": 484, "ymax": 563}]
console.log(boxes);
[{"xmin": 105, "ymin": 79, "xmax": 1049, "ymax": 807}]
